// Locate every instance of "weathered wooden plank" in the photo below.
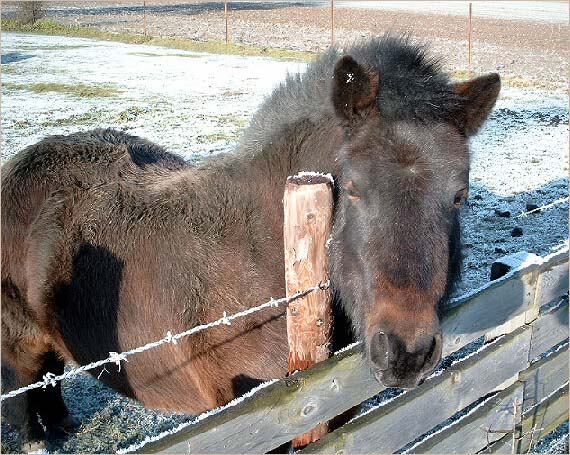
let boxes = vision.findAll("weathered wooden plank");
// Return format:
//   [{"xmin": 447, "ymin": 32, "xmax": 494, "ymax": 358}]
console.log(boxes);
[
  {"xmin": 485, "ymin": 432, "xmax": 516, "ymax": 454},
  {"xmin": 136, "ymin": 344, "xmax": 385, "ymax": 453},
  {"xmin": 538, "ymin": 249, "xmax": 569, "ymax": 306},
  {"xmin": 521, "ymin": 345, "xmax": 569, "ymax": 412},
  {"xmin": 300, "ymin": 326, "xmax": 532, "ymax": 454},
  {"xmin": 518, "ymin": 385, "xmax": 569, "ymax": 453},
  {"xmin": 487, "ymin": 385, "xmax": 569, "ymax": 454},
  {"xmin": 529, "ymin": 299, "xmax": 569, "ymax": 361},
  {"xmin": 443, "ymin": 265, "xmax": 539, "ymax": 355},
  {"xmin": 134, "ymin": 252, "xmax": 567, "ymax": 454},
  {"xmin": 401, "ymin": 346, "xmax": 568, "ymax": 454},
  {"xmin": 485, "ymin": 348, "xmax": 569, "ymax": 454},
  {"xmin": 411, "ymin": 383, "xmax": 524, "ymax": 453}
]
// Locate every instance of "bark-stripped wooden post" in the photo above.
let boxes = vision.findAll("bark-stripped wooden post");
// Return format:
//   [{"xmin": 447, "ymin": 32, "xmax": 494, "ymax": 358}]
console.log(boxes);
[{"xmin": 283, "ymin": 172, "xmax": 334, "ymax": 448}]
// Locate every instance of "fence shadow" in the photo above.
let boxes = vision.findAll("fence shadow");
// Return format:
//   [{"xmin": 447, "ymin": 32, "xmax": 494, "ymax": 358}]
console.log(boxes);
[
  {"xmin": 451, "ymin": 177, "xmax": 567, "ymax": 293},
  {"xmin": 1, "ymin": 52, "xmax": 34, "ymax": 64}
]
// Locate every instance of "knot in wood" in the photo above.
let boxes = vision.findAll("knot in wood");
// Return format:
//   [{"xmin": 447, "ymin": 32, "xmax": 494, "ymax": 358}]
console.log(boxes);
[
  {"xmin": 285, "ymin": 377, "xmax": 300, "ymax": 388},
  {"xmin": 451, "ymin": 371, "xmax": 461, "ymax": 384},
  {"xmin": 330, "ymin": 378, "xmax": 340, "ymax": 392},
  {"xmin": 301, "ymin": 401, "xmax": 317, "ymax": 417}
]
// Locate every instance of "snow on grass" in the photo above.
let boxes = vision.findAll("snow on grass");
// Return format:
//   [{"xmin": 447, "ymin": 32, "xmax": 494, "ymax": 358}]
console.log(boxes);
[
  {"xmin": 1, "ymin": 32, "xmax": 306, "ymax": 160},
  {"xmin": 1, "ymin": 31, "xmax": 567, "ymax": 453}
]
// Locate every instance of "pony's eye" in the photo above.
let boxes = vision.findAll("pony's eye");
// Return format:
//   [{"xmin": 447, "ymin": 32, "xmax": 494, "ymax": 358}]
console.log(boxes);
[
  {"xmin": 454, "ymin": 188, "xmax": 468, "ymax": 208},
  {"xmin": 344, "ymin": 180, "xmax": 361, "ymax": 200}
]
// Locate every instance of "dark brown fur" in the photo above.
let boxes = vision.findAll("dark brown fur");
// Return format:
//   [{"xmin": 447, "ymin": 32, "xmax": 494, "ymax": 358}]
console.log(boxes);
[{"xmin": 1, "ymin": 36, "xmax": 500, "ymax": 444}]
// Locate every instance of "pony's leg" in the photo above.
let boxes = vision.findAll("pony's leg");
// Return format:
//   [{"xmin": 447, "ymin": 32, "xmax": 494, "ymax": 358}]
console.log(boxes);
[
  {"xmin": 2, "ymin": 285, "xmax": 48, "ymax": 445},
  {"xmin": 1, "ymin": 284, "xmax": 77, "ymax": 446},
  {"xmin": 1, "ymin": 362, "xmax": 45, "ymax": 452},
  {"xmin": 28, "ymin": 351, "xmax": 80, "ymax": 436},
  {"xmin": 1, "ymin": 348, "xmax": 48, "ymax": 448}
]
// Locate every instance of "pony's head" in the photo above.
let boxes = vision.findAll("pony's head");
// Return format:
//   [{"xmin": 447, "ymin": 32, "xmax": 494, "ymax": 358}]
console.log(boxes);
[{"xmin": 329, "ymin": 41, "xmax": 500, "ymax": 388}]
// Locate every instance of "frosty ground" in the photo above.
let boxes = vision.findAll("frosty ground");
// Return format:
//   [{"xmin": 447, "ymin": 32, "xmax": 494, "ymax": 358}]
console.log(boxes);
[{"xmin": 1, "ymin": 33, "xmax": 568, "ymax": 453}]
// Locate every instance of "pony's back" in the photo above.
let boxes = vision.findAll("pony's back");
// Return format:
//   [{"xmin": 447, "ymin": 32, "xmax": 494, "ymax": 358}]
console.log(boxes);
[{"xmin": 1, "ymin": 128, "xmax": 186, "ymax": 293}]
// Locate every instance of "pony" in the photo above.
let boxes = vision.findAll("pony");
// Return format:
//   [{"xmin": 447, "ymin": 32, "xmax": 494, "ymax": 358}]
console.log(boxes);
[{"xmin": 1, "ymin": 36, "xmax": 500, "ymax": 447}]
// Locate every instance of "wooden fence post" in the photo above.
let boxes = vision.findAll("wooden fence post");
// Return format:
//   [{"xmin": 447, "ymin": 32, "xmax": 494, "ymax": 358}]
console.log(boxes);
[
  {"xmin": 467, "ymin": 2, "xmax": 473, "ymax": 73},
  {"xmin": 224, "ymin": 1, "xmax": 229, "ymax": 44},
  {"xmin": 283, "ymin": 172, "xmax": 334, "ymax": 448},
  {"xmin": 143, "ymin": 0, "xmax": 147, "ymax": 36},
  {"xmin": 331, "ymin": 0, "xmax": 335, "ymax": 45}
]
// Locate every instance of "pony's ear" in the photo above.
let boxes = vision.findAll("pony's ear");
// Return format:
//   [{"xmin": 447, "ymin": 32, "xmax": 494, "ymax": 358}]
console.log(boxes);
[
  {"xmin": 332, "ymin": 55, "xmax": 379, "ymax": 124},
  {"xmin": 453, "ymin": 73, "xmax": 500, "ymax": 136}
]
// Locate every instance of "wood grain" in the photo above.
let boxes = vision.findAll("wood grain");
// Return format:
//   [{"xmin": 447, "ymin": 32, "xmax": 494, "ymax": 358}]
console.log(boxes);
[{"xmin": 284, "ymin": 173, "xmax": 334, "ymax": 447}]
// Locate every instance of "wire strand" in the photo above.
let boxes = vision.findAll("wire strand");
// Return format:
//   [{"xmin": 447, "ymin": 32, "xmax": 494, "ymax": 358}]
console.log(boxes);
[
  {"xmin": 514, "ymin": 196, "xmax": 568, "ymax": 218},
  {"xmin": 0, "ymin": 281, "xmax": 330, "ymax": 402}
]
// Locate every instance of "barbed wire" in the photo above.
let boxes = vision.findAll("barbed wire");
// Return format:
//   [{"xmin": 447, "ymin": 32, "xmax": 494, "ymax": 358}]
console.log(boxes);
[
  {"xmin": 514, "ymin": 196, "xmax": 568, "ymax": 219},
  {"xmin": 0, "ymin": 281, "xmax": 330, "ymax": 402}
]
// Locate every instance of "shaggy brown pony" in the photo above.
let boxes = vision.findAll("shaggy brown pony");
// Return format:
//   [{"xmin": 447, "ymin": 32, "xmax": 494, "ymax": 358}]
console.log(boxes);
[{"xmin": 1, "ymin": 36, "xmax": 500, "ymax": 447}]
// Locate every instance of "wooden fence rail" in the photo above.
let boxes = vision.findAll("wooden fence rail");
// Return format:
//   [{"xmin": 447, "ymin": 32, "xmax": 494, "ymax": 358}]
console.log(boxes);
[{"xmin": 130, "ymin": 245, "xmax": 567, "ymax": 454}]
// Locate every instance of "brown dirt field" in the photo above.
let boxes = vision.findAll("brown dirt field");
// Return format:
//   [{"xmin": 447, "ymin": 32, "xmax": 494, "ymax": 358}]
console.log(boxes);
[{"xmin": 2, "ymin": 1, "xmax": 568, "ymax": 85}]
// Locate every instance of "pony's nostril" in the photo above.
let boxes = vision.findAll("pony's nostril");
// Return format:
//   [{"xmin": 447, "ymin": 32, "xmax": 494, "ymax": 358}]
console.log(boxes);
[
  {"xmin": 369, "ymin": 331, "xmax": 389, "ymax": 371},
  {"xmin": 421, "ymin": 332, "xmax": 443, "ymax": 374}
]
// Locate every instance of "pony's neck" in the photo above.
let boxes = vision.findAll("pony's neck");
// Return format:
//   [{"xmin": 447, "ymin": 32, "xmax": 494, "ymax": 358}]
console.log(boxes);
[
  {"xmin": 236, "ymin": 116, "xmax": 343, "ymax": 194},
  {"xmin": 192, "ymin": 116, "xmax": 343, "ymax": 243}
]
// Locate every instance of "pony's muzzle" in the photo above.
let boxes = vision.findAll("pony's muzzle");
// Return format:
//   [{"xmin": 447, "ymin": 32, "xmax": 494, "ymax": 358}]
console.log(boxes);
[{"xmin": 369, "ymin": 330, "xmax": 443, "ymax": 389}]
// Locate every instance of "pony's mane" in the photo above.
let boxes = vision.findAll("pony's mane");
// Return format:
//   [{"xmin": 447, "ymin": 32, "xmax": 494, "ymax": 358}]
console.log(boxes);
[{"xmin": 238, "ymin": 35, "xmax": 462, "ymax": 151}]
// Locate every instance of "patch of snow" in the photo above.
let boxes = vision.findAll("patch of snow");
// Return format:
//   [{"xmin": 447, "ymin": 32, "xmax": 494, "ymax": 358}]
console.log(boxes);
[
  {"xmin": 491, "ymin": 251, "xmax": 543, "ymax": 272},
  {"xmin": 288, "ymin": 171, "xmax": 335, "ymax": 184},
  {"xmin": 449, "ymin": 244, "xmax": 568, "ymax": 308},
  {"xmin": 333, "ymin": 340, "xmax": 362, "ymax": 356}
]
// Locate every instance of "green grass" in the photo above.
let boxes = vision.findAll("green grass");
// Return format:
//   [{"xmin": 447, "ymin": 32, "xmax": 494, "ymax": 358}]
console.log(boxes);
[
  {"xmin": 128, "ymin": 51, "xmax": 202, "ymax": 58},
  {"xmin": 16, "ymin": 44, "xmax": 92, "ymax": 50},
  {"xmin": 196, "ymin": 132, "xmax": 237, "ymax": 144},
  {"xmin": 216, "ymin": 113, "xmax": 249, "ymax": 127},
  {"xmin": 115, "ymin": 106, "xmax": 147, "ymax": 123},
  {"xmin": 451, "ymin": 69, "xmax": 563, "ymax": 91},
  {"xmin": 40, "ymin": 108, "xmax": 108, "ymax": 127},
  {"xmin": 1, "ymin": 19, "xmax": 315, "ymax": 62},
  {"xmin": 3, "ymin": 82, "xmax": 121, "ymax": 98},
  {"xmin": 1, "ymin": 65, "xmax": 20, "ymax": 74}
]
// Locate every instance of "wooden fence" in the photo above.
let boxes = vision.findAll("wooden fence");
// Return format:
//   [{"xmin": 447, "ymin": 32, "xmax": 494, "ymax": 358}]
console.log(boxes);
[{"xmin": 128, "ymin": 244, "xmax": 567, "ymax": 454}]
